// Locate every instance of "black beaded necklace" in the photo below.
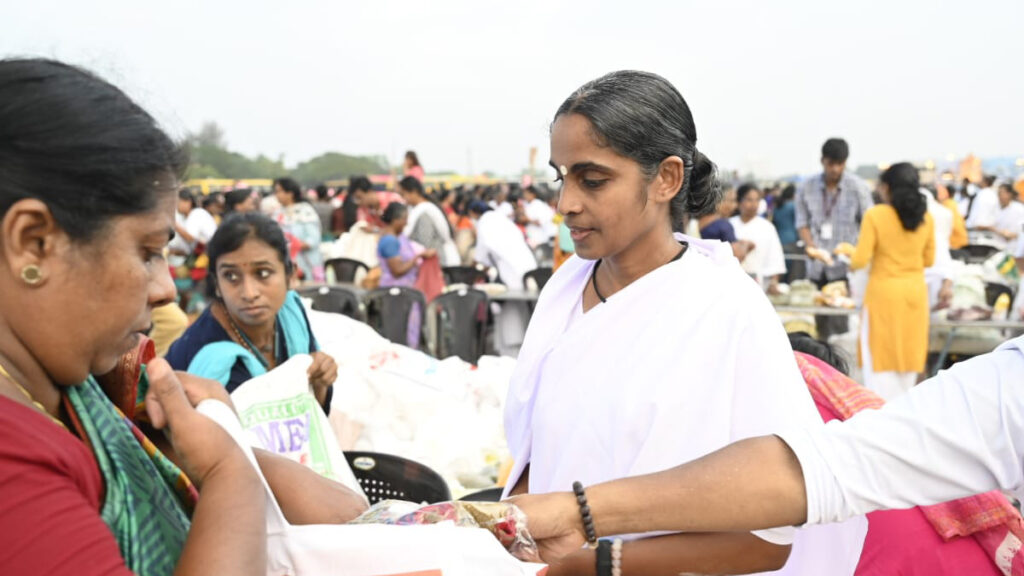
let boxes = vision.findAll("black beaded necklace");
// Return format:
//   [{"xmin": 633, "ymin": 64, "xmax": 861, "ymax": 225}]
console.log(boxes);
[{"xmin": 591, "ymin": 242, "xmax": 688, "ymax": 304}]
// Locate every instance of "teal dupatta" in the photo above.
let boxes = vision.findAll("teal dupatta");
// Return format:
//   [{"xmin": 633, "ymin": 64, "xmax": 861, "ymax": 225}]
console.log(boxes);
[{"xmin": 186, "ymin": 290, "xmax": 315, "ymax": 386}]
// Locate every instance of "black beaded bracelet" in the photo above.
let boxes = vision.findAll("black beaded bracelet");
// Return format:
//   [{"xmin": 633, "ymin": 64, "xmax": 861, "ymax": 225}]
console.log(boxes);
[
  {"xmin": 572, "ymin": 480, "xmax": 599, "ymax": 548},
  {"xmin": 596, "ymin": 539, "xmax": 613, "ymax": 576}
]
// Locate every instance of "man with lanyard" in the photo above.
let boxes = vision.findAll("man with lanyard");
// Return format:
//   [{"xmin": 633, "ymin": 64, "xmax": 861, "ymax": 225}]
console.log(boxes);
[{"xmin": 796, "ymin": 138, "xmax": 872, "ymax": 338}]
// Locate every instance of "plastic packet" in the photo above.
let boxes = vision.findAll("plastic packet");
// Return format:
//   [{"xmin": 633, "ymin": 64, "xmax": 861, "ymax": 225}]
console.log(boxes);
[{"xmin": 348, "ymin": 499, "xmax": 541, "ymax": 562}]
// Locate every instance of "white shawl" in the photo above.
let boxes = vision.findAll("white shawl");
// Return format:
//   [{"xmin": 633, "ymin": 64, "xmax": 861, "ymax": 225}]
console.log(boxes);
[
  {"xmin": 405, "ymin": 201, "xmax": 460, "ymax": 266},
  {"xmin": 503, "ymin": 234, "xmax": 866, "ymax": 575},
  {"xmin": 729, "ymin": 215, "xmax": 788, "ymax": 287}
]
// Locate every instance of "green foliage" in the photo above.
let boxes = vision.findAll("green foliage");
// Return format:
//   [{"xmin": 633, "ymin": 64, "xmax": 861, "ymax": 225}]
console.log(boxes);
[
  {"xmin": 291, "ymin": 152, "xmax": 388, "ymax": 184},
  {"xmin": 184, "ymin": 121, "xmax": 385, "ymax": 183}
]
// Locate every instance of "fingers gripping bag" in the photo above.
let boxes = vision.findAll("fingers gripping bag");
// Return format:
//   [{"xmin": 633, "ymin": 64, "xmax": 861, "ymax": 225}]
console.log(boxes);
[
  {"xmin": 229, "ymin": 354, "xmax": 365, "ymax": 500},
  {"xmin": 349, "ymin": 500, "xmax": 541, "ymax": 563}
]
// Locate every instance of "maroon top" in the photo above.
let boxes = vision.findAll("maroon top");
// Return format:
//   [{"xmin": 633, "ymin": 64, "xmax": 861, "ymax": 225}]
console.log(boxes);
[{"xmin": 0, "ymin": 395, "xmax": 131, "ymax": 575}]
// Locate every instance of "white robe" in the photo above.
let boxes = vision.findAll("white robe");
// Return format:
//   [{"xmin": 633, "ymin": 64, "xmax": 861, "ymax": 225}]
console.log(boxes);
[
  {"xmin": 729, "ymin": 215, "xmax": 788, "ymax": 288},
  {"xmin": 524, "ymin": 199, "xmax": 556, "ymax": 247},
  {"xmin": 921, "ymin": 190, "xmax": 955, "ymax": 309},
  {"xmin": 994, "ymin": 201, "xmax": 1024, "ymax": 250},
  {"xmin": 474, "ymin": 211, "xmax": 538, "ymax": 357},
  {"xmin": 503, "ymin": 234, "xmax": 867, "ymax": 575},
  {"xmin": 404, "ymin": 201, "xmax": 460, "ymax": 266}
]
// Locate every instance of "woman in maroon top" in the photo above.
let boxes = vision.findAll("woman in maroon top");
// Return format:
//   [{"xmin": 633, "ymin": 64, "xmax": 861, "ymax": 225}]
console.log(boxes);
[{"xmin": 0, "ymin": 59, "xmax": 270, "ymax": 576}]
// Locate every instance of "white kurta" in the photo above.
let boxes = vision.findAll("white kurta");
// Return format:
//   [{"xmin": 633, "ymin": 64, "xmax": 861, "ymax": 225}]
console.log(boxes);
[
  {"xmin": 524, "ymin": 199, "xmax": 556, "ymax": 247},
  {"xmin": 503, "ymin": 234, "xmax": 867, "ymax": 575},
  {"xmin": 781, "ymin": 335, "xmax": 1024, "ymax": 523},
  {"xmin": 967, "ymin": 187, "xmax": 1000, "ymax": 229},
  {"xmin": 729, "ymin": 216, "xmax": 788, "ymax": 288},
  {"xmin": 474, "ymin": 211, "xmax": 538, "ymax": 357},
  {"xmin": 922, "ymin": 190, "xmax": 954, "ymax": 309},
  {"xmin": 994, "ymin": 201, "xmax": 1024, "ymax": 250}
]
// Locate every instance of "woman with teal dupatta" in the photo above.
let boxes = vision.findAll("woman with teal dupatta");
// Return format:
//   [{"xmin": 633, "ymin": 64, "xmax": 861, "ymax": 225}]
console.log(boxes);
[
  {"xmin": 166, "ymin": 212, "xmax": 338, "ymax": 412},
  {"xmin": 0, "ymin": 58, "xmax": 267, "ymax": 575}
]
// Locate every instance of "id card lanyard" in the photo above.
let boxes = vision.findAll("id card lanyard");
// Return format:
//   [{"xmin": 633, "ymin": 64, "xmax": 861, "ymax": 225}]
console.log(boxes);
[{"xmin": 821, "ymin": 184, "xmax": 841, "ymax": 241}]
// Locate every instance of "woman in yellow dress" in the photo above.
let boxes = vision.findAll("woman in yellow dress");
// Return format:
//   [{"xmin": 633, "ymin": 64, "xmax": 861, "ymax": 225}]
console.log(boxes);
[{"xmin": 841, "ymin": 162, "xmax": 934, "ymax": 400}]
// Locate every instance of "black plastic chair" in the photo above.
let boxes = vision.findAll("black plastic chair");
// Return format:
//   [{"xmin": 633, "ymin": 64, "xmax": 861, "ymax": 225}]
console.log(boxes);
[
  {"xmin": 430, "ymin": 287, "xmax": 489, "ymax": 364},
  {"xmin": 442, "ymin": 265, "xmax": 489, "ymax": 286},
  {"xmin": 522, "ymin": 267, "xmax": 553, "ymax": 292},
  {"xmin": 364, "ymin": 286, "xmax": 427, "ymax": 348},
  {"xmin": 344, "ymin": 451, "xmax": 451, "ymax": 505},
  {"xmin": 297, "ymin": 285, "xmax": 364, "ymax": 321},
  {"xmin": 985, "ymin": 281, "xmax": 1014, "ymax": 308},
  {"xmin": 960, "ymin": 244, "xmax": 1000, "ymax": 263},
  {"xmin": 533, "ymin": 241, "xmax": 554, "ymax": 267},
  {"xmin": 949, "ymin": 249, "xmax": 970, "ymax": 262},
  {"xmin": 458, "ymin": 487, "xmax": 504, "ymax": 502},
  {"xmin": 325, "ymin": 257, "xmax": 370, "ymax": 284}
]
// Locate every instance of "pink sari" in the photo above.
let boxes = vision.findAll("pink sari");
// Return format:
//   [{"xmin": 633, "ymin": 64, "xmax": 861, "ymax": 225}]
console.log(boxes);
[{"xmin": 796, "ymin": 351, "xmax": 1024, "ymax": 576}]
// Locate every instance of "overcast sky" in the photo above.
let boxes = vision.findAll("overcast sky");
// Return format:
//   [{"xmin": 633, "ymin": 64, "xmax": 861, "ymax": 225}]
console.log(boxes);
[{"xmin": 3, "ymin": 0, "xmax": 1021, "ymax": 178}]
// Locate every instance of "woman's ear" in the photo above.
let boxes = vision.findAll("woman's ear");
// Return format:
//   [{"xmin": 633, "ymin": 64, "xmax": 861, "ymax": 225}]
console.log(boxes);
[
  {"xmin": 652, "ymin": 156, "xmax": 686, "ymax": 205},
  {"xmin": 1, "ymin": 198, "xmax": 66, "ymax": 287}
]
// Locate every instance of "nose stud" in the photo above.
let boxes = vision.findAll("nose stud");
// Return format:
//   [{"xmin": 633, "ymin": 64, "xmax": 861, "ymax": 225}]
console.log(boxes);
[{"xmin": 559, "ymin": 165, "xmax": 568, "ymax": 177}]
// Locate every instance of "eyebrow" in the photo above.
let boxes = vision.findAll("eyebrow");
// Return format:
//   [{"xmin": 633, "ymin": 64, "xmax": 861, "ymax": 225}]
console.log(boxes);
[
  {"xmin": 146, "ymin": 228, "xmax": 176, "ymax": 244},
  {"xmin": 217, "ymin": 260, "xmax": 276, "ymax": 270},
  {"xmin": 548, "ymin": 160, "xmax": 613, "ymax": 174}
]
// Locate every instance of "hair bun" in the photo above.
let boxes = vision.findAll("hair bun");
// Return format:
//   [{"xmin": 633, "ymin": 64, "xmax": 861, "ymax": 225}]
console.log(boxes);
[{"xmin": 685, "ymin": 150, "xmax": 722, "ymax": 217}]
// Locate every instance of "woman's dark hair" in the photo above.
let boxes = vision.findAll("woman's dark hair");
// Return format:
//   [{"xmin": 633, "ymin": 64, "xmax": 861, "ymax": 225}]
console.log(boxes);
[
  {"xmin": 224, "ymin": 188, "xmax": 253, "ymax": 212},
  {"xmin": 348, "ymin": 176, "xmax": 373, "ymax": 194},
  {"xmin": 381, "ymin": 201, "xmax": 408, "ymax": 225},
  {"xmin": 315, "ymin": 184, "xmax": 329, "ymax": 201},
  {"xmin": 880, "ymin": 162, "xmax": 926, "ymax": 231},
  {"xmin": 340, "ymin": 176, "xmax": 373, "ymax": 231},
  {"xmin": 553, "ymin": 70, "xmax": 720, "ymax": 228},
  {"xmin": 736, "ymin": 183, "xmax": 761, "ymax": 205},
  {"xmin": 206, "ymin": 212, "xmax": 293, "ymax": 298},
  {"xmin": 399, "ymin": 176, "xmax": 426, "ymax": 198},
  {"xmin": 399, "ymin": 176, "xmax": 453, "ymax": 235},
  {"xmin": 0, "ymin": 58, "xmax": 186, "ymax": 241},
  {"xmin": 178, "ymin": 188, "xmax": 197, "ymax": 210},
  {"xmin": 776, "ymin": 184, "xmax": 797, "ymax": 210},
  {"xmin": 405, "ymin": 150, "xmax": 420, "ymax": 167},
  {"xmin": 788, "ymin": 331, "xmax": 850, "ymax": 376},
  {"xmin": 821, "ymin": 138, "xmax": 849, "ymax": 163},
  {"xmin": 273, "ymin": 177, "xmax": 304, "ymax": 203},
  {"xmin": 202, "ymin": 192, "xmax": 222, "ymax": 211}
]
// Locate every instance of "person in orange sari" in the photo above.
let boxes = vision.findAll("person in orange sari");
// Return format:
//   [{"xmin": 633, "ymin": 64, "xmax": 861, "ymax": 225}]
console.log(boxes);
[
  {"xmin": 936, "ymin": 183, "xmax": 968, "ymax": 249},
  {"xmin": 837, "ymin": 162, "xmax": 934, "ymax": 400}
]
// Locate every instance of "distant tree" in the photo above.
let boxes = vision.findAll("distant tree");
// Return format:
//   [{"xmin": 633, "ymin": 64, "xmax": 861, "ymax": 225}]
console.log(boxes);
[
  {"xmin": 184, "ymin": 123, "xmax": 384, "ymax": 183},
  {"xmin": 185, "ymin": 163, "xmax": 222, "ymax": 179},
  {"xmin": 291, "ymin": 152, "xmax": 388, "ymax": 184},
  {"xmin": 193, "ymin": 121, "xmax": 226, "ymax": 148}
]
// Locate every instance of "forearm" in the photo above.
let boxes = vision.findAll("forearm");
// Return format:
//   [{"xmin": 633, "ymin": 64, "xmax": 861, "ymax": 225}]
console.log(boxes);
[
  {"xmin": 585, "ymin": 436, "xmax": 807, "ymax": 535},
  {"xmin": 387, "ymin": 257, "xmax": 419, "ymax": 278},
  {"xmin": 550, "ymin": 532, "xmax": 790, "ymax": 576},
  {"xmin": 798, "ymin": 227, "xmax": 813, "ymax": 248},
  {"xmin": 254, "ymin": 448, "xmax": 367, "ymax": 524},
  {"xmin": 176, "ymin": 457, "xmax": 266, "ymax": 576}
]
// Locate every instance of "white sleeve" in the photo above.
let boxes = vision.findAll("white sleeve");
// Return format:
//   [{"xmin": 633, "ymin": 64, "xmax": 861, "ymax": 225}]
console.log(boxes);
[
  {"xmin": 778, "ymin": 338, "xmax": 1024, "ymax": 525},
  {"xmin": 763, "ymin": 225, "xmax": 789, "ymax": 277},
  {"xmin": 187, "ymin": 210, "xmax": 219, "ymax": 244}
]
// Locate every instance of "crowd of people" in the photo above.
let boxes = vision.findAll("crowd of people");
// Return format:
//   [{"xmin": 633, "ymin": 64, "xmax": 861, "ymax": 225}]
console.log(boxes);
[{"xmin": 5, "ymin": 56, "xmax": 1024, "ymax": 576}]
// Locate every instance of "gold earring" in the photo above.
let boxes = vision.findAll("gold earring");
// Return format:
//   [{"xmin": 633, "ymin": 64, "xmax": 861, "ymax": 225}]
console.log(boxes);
[{"xmin": 20, "ymin": 265, "xmax": 42, "ymax": 285}]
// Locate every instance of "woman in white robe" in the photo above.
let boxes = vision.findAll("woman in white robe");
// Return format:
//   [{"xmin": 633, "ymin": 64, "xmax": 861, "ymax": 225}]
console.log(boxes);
[
  {"xmin": 469, "ymin": 202, "xmax": 537, "ymax": 357},
  {"xmin": 729, "ymin": 183, "xmax": 788, "ymax": 293},
  {"xmin": 398, "ymin": 176, "xmax": 460, "ymax": 266},
  {"xmin": 503, "ymin": 71, "xmax": 865, "ymax": 576}
]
